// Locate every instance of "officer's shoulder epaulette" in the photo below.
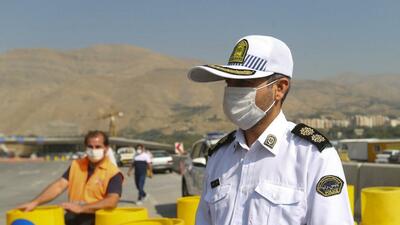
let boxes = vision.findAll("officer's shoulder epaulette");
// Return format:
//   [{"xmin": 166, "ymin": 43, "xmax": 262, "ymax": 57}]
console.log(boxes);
[
  {"xmin": 208, "ymin": 130, "xmax": 236, "ymax": 157},
  {"xmin": 291, "ymin": 123, "xmax": 332, "ymax": 152}
]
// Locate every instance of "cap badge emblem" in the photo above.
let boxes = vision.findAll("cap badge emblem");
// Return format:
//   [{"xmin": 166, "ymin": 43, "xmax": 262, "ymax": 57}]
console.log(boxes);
[{"xmin": 229, "ymin": 39, "xmax": 248, "ymax": 64}]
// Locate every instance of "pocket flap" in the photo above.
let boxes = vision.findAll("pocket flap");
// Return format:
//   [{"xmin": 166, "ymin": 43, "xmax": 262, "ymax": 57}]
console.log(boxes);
[
  {"xmin": 204, "ymin": 184, "xmax": 231, "ymax": 203},
  {"xmin": 255, "ymin": 181, "xmax": 304, "ymax": 205}
]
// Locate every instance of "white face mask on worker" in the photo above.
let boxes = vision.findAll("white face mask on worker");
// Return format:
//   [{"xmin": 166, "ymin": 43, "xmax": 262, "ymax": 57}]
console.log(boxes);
[
  {"xmin": 86, "ymin": 148, "xmax": 104, "ymax": 163},
  {"xmin": 223, "ymin": 80, "xmax": 277, "ymax": 130}
]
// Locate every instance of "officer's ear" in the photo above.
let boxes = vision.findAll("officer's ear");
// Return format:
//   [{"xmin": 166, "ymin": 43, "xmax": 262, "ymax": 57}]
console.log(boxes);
[{"xmin": 274, "ymin": 78, "xmax": 290, "ymax": 104}]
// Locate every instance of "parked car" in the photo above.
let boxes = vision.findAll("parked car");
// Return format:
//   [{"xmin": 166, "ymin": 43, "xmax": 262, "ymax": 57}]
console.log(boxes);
[
  {"xmin": 151, "ymin": 150, "xmax": 173, "ymax": 173},
  {"xmin": 181, "ymin": 132, "xmax": 226, "ymax": 196},
  {"xmin": 0, "ymin": 149, "xmax": 9, "ymax": 158},
  {"xmin": 117, "ymin": 147, "xmax": 135, "ymax": 166},
  {"xmin": 376, "ymin": 149, "xmax": 400, "ymax": 164}
]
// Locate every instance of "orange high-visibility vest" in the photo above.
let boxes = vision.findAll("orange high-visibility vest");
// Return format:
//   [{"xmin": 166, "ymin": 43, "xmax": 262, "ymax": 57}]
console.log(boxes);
[{"xmin": 68, "ymin": 157, "xmax": 122, "ymax": 204}]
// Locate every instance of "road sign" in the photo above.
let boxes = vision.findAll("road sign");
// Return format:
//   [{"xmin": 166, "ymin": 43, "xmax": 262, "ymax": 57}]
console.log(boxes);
[{"xmin": 175, "ymin": 142, "xmax": 184, "ymax": 155}]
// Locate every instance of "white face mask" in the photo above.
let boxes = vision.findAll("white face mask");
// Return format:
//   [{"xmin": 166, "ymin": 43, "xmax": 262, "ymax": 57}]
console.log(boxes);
[
  {"xmin": 223, "ymin": 80, "xmax": 277, "ymax": 130},
  {"xmin": 86, "ymin": 147, "xmax": 105, "ymax": 163}
]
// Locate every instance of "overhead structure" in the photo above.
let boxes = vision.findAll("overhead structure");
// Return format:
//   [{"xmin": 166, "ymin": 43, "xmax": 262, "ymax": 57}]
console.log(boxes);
[{"xmin": 98, "ymin": 111, "xmax": 124, "ymax": 137}]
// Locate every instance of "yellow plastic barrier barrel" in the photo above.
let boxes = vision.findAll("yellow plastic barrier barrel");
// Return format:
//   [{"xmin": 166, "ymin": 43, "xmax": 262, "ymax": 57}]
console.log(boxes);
[
  {"xmin": 96, "ymin": 207, "xmax": 148, "ymax": 225},
  {"xmin": 120, "ymin": 218, "xmax": 173, "ymax": 225},
  {"xmin": 361, "ymin": 186, "xmax": 400, "ymax": 225},
  {"xmin": 7, "ymin": 205, "xmax": 65, "ymax": 225},
  {"xmin": 177, "ymin": 196, "xmax": 200, "ymax": 225},
  {"xmin": 170, "ymin": 218, "xmax": 184, "ymax": 225},
  {"xmin": 347, "ymin": 185, "xmax": 354, "ymax": 216}
]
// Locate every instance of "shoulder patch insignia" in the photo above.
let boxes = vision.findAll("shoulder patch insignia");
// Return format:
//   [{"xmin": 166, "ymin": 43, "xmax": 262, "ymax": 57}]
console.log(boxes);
[
  {"xmin": 291, "ymin": 123, "xmax": 332, "ymax": 152},
  {"xmin": 208, "ymin": 130, "xmax": 236, "ymax": 157},
  {"xmin": 316, "ymin": 175, "xmax": 344, "ymax": 197}
]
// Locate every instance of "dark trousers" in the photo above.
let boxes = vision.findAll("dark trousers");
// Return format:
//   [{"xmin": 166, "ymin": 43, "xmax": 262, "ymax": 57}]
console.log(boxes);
[
  {"xmin": 134, "ymin": 172, "xmax": 146, "ymax": 200},
  {"xmin": 65, "ymin": 211, "xmax": 95, "ymax": 225}
]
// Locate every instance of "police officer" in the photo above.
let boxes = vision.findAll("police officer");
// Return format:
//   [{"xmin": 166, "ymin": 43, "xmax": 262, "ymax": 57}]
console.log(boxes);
[{"xmin": 187, "ymin": 35, "xmax": 354, "ymax": 225}]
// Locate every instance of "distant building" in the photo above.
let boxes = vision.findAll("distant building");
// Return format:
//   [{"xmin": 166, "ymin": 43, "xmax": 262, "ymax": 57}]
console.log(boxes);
[
  {"xmin": 298, "ymin": 118, "xmax": 350, "ymax": 129},
  {"xmin": 353, "ymin": 115, "xmax": 389, "ymax": 127},
  {"xmin": 390, "ymin": 119, "xmax": 400, "ymax": 127},
  {"xmin": 298, "ymin": 114, "xmax": 394, "ymax": 129}
]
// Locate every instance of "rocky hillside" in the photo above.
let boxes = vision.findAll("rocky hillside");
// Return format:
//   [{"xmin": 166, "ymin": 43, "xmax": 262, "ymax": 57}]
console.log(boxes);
[{"xmin": 0, "ymin": 45, "xmax": 399, "ymax": 136}]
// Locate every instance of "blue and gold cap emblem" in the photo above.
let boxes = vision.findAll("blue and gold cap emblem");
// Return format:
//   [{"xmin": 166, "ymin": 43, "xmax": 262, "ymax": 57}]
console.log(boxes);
[{"xmin": 228, "ymin": 39, "xmax": 248, "ymax": 64}]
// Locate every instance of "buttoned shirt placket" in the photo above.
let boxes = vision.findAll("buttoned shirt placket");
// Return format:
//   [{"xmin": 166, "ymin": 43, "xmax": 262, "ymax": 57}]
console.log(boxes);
[
  {"xmin": 229, "ymin": 112, "xmax": 286, "ymax": 225},
  {"xmin": 229, "ymin": 132, "xmax": 255, "ymax": 225}
]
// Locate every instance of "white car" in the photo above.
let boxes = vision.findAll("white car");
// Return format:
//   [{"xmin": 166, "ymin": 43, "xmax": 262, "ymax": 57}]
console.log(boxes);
[
  {"xmin": 181, "ymin": 132, "xmax": 226, "ymax": 196},
  {"xmin": 151, "ymin": 150, "xmax": 173, "ymax": 173},
  {"xmin": 117, "ymin": 147, "xmax": 135, "ymax": 166}
]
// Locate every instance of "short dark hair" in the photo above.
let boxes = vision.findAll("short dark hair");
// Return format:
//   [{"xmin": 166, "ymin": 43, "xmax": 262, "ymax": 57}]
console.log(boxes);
[
  {"xmin": 136, "ymin": 144, "xmax": 144, "ymax": 149},
  {"xmin": 84, "ymin": 130, "xmax": 109, "ymax": 146},
  {"xmin": 267, "ymin": 73, "xmax": 291, "ymax": 104}
]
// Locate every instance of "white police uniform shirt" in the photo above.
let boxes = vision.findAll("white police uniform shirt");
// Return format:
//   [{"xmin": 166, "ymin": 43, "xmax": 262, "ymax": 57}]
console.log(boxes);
[{"xmin": 196, "ymin": 111, "xmax": 353, "ymax": 225}]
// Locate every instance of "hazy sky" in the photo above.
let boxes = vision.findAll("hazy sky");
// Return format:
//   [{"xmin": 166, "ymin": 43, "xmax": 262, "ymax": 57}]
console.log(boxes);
[{"xmin": 1, "ymin": 0, "xmax": 399, "ymax": 79}]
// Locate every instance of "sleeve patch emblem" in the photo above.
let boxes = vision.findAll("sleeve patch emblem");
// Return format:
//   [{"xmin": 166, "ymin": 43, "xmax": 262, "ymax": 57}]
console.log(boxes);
[{"xmin": 316, "ymin": 175, "xmax": 344, "ymax": 197}]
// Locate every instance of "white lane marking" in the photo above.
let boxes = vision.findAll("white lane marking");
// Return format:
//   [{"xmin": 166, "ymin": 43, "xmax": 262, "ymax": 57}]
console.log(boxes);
[
  {"xmin": 18, "ymin": 170, "xmax": 40, "ymax": 175},
  {"xmin": 147, "ymin": 194, "xmax": 159, "ymax": 205},
  {"xmin": 32, "ymin": 180, "xmax": 44, "ymax": 187}
]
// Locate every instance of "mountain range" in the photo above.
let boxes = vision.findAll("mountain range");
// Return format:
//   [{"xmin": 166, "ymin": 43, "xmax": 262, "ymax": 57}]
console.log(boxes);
[{"xmin": 0, "ymin": 45, "xmax": 399, "ymax": 136}]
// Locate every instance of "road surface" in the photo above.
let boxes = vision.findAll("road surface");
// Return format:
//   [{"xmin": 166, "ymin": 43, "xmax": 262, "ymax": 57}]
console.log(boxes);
[{"xmin": 0, "ymin": 160, "xmax": 183, "ymax": 224}]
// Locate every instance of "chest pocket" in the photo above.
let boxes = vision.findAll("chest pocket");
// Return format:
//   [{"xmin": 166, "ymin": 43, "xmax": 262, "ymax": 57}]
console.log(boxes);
[
  {"xmin": 249, "ymin": 181, "xmax": 305, "ymax": 225},
  {"xmin": 204, "ymin": 183, "xmax": 231, "ymax": 223}
]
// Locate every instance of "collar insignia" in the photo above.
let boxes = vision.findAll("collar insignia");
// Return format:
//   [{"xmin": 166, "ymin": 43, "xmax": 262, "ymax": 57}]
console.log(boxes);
[{"xmin": 264, "ymin": 134, "xmax": 277, "ymax": 149}]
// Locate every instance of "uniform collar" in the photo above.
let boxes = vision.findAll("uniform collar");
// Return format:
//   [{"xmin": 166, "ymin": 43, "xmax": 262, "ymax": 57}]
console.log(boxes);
[
  {"xmin": 257, "ymin": 111, "xmax": 287, "ymax": 155},
  {"xmin": 234, "ymin": 111, "xmax": 287, "ymax": 155},
  {"xmin": 235, "ymin": 129, "xmax": 250, "ymax": 151}
]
